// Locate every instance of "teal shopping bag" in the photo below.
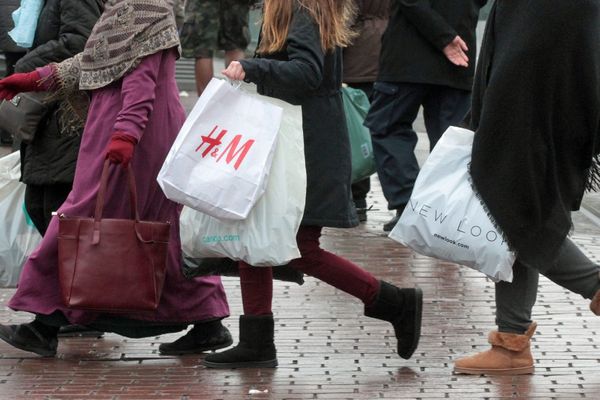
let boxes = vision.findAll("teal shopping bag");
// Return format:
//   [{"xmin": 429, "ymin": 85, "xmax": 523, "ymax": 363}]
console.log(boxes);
[{"xmin": 342, "ymin": 86, "xmax": 376, "ymax": 183}]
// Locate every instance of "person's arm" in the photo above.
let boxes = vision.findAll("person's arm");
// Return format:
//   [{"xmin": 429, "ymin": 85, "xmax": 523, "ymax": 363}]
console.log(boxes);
[
  {"xmin": 106, "ymin": 50, "xmax": 166, "ymax": 166},
  {"xmin": 15, "ymin": 0, "xmax": 101, "ymax": 72},
  {"xmin": 236, "ymin": 7, "xmax": 325, "ymax": 93},
  {"xmin": 112, "ymin": 51, "xmax": 164, "ymax": 143},
  {"xmin": 396, "ymin": 0, "xmax": 457, "ymax": 50}
]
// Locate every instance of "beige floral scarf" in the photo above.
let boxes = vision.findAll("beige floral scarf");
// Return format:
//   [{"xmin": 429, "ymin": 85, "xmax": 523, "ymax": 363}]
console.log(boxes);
[{"xmin": 48, "ymin": 0, "xmax": 179, "ymax": 133}]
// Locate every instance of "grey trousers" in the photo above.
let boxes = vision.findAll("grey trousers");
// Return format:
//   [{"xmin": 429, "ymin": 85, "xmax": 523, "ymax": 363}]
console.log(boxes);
[{"xmin": 496, "ymin": 238, "xmax": 600, "ymax": 333}]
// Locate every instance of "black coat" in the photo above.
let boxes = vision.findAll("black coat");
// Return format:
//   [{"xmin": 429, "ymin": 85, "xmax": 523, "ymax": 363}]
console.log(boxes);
[
  {"xmin": 469, "ymin": 1, "xmax": 600, "ymax": 271},
  {"xmin": 241, "ymin": 6, "xmax": 358, "ymax": 228},
  {"xmin": 16, "ymin": 0, "xmax": 102, "ymax": 185},
  {"xmin": 378, "ymin": 0, "xmax": 487, "ymax": 91}
]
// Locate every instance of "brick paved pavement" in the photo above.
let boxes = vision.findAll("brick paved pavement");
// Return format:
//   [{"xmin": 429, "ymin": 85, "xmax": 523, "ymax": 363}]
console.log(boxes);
[{"xmin": 2, "ymin": 89, "xmax": 600, "ymax": 399}]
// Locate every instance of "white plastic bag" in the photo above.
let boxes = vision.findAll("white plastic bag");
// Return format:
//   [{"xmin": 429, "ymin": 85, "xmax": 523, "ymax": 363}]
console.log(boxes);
[
  {"xmin": 389, "ymin": 126, "xmax": 515, "ymax": 282},
  {"xmin": 180, "ymin": 96, "xmax": 305, "ymax": 266},
  {"xmin": 158, "ymin": 78, "xmax": 283, "ymax": 220},
  {"xmin": 0, "ymin": 152, "xmax": 42, "ymax": 287}
]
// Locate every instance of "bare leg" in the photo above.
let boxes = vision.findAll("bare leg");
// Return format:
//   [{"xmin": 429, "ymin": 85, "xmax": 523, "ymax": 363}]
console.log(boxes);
[
  {"xmin": 194, "ymin": 58, "xmax": 214, "ymax": 96},
  {"xmin": 224, "ymin": 49, "xmax": 245, "ymax": 67}
]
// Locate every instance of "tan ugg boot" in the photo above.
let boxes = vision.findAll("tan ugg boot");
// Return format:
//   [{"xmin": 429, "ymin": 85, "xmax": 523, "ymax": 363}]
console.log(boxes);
[
  {"xmin": 590, "ymin": 290, "xmax": 600, "ymax": 315},
  {"xmin": 453, "ymin": 322, "xmax": 537, "ymax": 375}
]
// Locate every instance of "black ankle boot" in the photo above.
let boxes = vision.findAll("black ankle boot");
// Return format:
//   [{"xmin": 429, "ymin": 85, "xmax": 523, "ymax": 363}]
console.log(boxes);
[
  {"xmin": 0, "ymin": 322, "xmax": 58, "ymax": 357},
  {"xmin": 203, "ymin": 315, "xmax": 278, "ymax": 368},
  {"xmin": 159, "ymin": 320, "xmax": 232, "ymax": 355},
  {"xmin": 364, "ymin": 281, "xmax": 423, "ymax": 359}
]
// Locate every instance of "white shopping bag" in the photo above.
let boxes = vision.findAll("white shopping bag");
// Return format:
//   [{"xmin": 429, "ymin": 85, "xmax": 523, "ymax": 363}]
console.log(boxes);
[
  {"xmin": 0, "ymin": 152, "xmax": 42, "ymax": 287},
  {"xmin": 389, "ymin": 126, "xmax": 515, "ymax": 282},
  {"xmin": 158, "ymin": 78, "xmax": 283, "ymax": 220},
  {"xmin": 180, "ymin": 95, "xmax": 305, "ymax": 266}
]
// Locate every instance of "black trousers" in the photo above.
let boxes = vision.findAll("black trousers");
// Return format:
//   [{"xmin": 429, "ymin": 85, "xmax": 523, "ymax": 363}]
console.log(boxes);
[
  {"xmin": 364, "ymin": 81, "xmax": 471, "ymax": 210},
  {"xmin": 24, "ymin": 183, "xmax": 72, "ymax": 236}
]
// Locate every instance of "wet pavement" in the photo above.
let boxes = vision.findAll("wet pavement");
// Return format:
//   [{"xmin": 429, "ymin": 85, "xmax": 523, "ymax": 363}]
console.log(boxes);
[{"xmin": 1, "ymin": 88, "xmax": 600, "ymax": 399}]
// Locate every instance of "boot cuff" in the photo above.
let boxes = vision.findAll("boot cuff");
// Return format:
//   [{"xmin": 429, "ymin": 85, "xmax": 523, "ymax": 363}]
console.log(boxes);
[{"xmin": 488, "ymin": 322, "xmax": 537, "ymax": 352}]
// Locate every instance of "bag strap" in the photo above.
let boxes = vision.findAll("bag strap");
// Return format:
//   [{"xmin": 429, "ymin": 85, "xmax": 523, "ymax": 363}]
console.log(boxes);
[{"xmin": 92, "ymin": 160, "xmax": 140, "ymax": 244}]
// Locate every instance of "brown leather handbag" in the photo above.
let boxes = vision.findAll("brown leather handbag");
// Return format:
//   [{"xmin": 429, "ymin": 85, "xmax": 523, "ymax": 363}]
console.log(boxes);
[{"xmin": 57, "ymin": 160, "xmax": 171, "ymax": 312}]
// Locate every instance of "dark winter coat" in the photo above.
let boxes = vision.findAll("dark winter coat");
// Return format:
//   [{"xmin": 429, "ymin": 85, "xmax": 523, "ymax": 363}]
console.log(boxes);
[
  {"xmin": 469, "ymin": 1, "xmax": 600, "ymax": 272},
  {"xmin": 378, "ymin": 0, "xmax": 487, "ymax": 91},
  {"xmin": 240, "ymin": 6, "xmax": 358, "ymax": 228},
  {"xmin": 342, "ymin": 0, "xmax": 390, "ymax": 83},
  {"xmin": 0, "ymin": 0, "xmax": 25, "ymax": 53},
  {"xmin": 16, "ymin": 0, "xmax": 102, "ymax": 185}
]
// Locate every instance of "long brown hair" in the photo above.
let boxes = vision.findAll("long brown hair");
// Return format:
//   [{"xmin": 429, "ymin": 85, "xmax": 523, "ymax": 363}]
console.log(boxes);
[{"xmin": 258, "ymin": 0, "xmax": 356, "ymax": 54}]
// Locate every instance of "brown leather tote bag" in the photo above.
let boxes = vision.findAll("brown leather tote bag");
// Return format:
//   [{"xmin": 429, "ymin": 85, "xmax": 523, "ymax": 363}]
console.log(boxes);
[{"xmin": 58, "ymin": 160, "xmax": 171, "ymax": 312}]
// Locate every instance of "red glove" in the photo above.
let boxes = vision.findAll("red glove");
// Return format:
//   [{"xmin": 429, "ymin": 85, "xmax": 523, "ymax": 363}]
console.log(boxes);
[
  {"xmin": 0, "ymin": 70, "xmax": 43, "ymax": 100},
  {"xmin": 106, "ymin": 132, "xmax": 138, "ymax": 167}
]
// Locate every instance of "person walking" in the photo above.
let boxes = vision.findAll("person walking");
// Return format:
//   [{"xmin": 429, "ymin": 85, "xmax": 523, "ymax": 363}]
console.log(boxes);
[
  {"xmin": 15, "ymin": 0, "xmax": 102, "ymax": 237},
  {"xmin": 0, "ymin": 0, "xmax": 231, "ymax": 358},
  {"xmin": 453, "ymin": 0, "xmax": 600, "ymax": 375},
  {"xmin": 342, "ymin": 0, "xmax": 390, "ymax": 222},
  {"xmin": 202, "ymin": 0, "xmax": 423, "ymax": 369},
  {"xmin": 364, "ymin": 0, "xmax": 488, "ymax": 232},
  {"xmin": 179, "ymin": 0, "xmax": 253, "ymax": 96},
  {"xmin": 0, "ymin": 0, "xmax": 26, "ymax": 146}
]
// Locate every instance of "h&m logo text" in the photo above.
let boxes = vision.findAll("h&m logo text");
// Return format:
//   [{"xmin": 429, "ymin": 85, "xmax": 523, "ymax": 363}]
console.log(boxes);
[{"xmin": 195, "ymin": 125, "xmax": 255, "ymax": 170}]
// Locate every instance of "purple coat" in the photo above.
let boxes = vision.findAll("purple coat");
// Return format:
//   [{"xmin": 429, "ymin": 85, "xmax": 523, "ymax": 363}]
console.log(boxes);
[{"xmin": 9, "ymin": 49, "xmax": 230, "ymax": 326}]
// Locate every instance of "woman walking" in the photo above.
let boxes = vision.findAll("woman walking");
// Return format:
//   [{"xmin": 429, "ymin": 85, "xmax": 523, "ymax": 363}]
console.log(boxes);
[
  {"xmin": 204, "ymin": 0, "xmax": 423, "ymax": 369},
  {"xmin": 0, "ymin": 0, "xmax": 230, "ymax": 357}
]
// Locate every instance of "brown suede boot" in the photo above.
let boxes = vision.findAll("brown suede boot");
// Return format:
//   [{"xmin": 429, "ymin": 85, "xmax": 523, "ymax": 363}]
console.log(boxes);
[
  {"xmin": 590, "ymin": 290, "xmax": 600, "ymax": 315},
  {"xmin": 453, "ymin": 322, "xmax": 537, "ymax": 375}
]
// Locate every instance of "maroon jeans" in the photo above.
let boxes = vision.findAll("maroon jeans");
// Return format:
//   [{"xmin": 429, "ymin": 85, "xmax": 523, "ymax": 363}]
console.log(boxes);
[{"xmin": 239, "ymin": 226, "xmax": 379, "ymax": 315}]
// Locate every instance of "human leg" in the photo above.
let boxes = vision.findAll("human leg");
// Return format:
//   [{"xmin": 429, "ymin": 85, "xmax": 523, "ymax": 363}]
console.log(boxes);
[
  {"xmin": 193, "ymin": 58, "xmax": 214, "ymax": 96},
  {"xmin": 0, "ymin": 314, "xmax": 61, "ymax": 357},
  {"xmin": 364, "ymin": 82, "xmax": 425, "ymax": 231},
  {"xmin": 24, "ymin": 183, "xmax": 46, "ymax": 236},
  {"xmin": 453, "ymin": 261, "xmax": 538, "ymax": 375},
  {"xmin": 351, "ymin": 177, "xmax": 371, "ymax": 222},
  {"xmin": 422, "ymin": 85, "xmax": 471, "ymax": 150},
  {"xmin": 219, "ymin": 0, "xmax": 250, "ymax": 66},
  {"xmin": 455, "ymin": 238, "xmax": 600, "ymax": 375},
  {"xmin": 288, "ymin": 226, "xmax": 422, "ymax": 359},
  {"xmin": 203, "ymin": 264, "xmax": 277, "ymax": 368},
  {"xmin": 179, "ymin": 0, "xmax": 219, "ymax": 95}
]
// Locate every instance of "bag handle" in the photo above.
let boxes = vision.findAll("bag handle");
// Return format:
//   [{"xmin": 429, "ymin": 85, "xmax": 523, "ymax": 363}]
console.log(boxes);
[{"xmin": 92, "ymin": 160, "xmax": 140, "ymax": 244}]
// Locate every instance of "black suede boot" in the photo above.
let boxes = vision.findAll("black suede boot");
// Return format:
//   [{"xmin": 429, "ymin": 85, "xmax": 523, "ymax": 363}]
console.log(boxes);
[
  {"xmin": 203, "ymin": 315, "xmax": 278, "ymax": 368},
  {"xmin": 364, "ymin": 281, "xmax": 423, "ymax": 359},
  {"xmin": 0, "ymin": 321, "xmax": 58, "ymax": 357},
  {"xmin": 158, "ymin": 320, "xmax": 232, "ymax": 355}
]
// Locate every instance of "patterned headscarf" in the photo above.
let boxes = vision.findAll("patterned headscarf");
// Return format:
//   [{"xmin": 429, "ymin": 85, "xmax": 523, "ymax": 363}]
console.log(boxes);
[
  {"xmin": 47, "ymin": 0, "xmax": 179, "ymax": 133},
  {"xmin": 53, "ymin": 0, "xmax": 180, "ymax": 92}
]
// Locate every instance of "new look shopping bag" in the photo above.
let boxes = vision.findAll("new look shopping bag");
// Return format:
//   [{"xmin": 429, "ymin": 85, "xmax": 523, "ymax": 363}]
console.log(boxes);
[
  {"xmin": 389, "ymin": 126, "xmax": 515, "ymax": 282},
  {"xmin": 158, "ymin": 78, "xmax": 283, "ymax": 220}
]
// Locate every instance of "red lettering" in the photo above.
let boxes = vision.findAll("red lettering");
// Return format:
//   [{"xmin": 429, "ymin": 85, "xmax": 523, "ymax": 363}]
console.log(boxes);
[
  {"xmin": 196, "ymin": 125, "xmax": 227, "ymax": 157},
  {"xmin": 216, "ymin": 135, "xmax": 255, "ymax": 170}
]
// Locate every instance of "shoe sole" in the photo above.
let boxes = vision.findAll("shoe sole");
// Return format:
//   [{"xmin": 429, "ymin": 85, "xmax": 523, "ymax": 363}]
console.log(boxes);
[
  {"xmin": 202, "ymin": 358, "xmax": 278, "ymax": 369},
  {"xmin": 399, "ymin": 287, "xmax": 423, "ymax": 360},
  {"xmin": 0, "ymin": 330, "xmax": 56, "ymax": 357},
  {"xmin": 453, "ymin": 366, "xmax": 534, "ymax": 375},
  {"xmin": 159, "ymin": 338, "xmax": 234, "ymax": 356},
  {"xmin": 58, "ymin": 331, "xmax": 104, "ymax": 338}
]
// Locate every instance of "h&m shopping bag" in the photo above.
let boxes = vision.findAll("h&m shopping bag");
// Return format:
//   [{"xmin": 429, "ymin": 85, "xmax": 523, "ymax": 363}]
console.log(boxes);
[
  {"xmin": 0, "ymin": 152, "xmax": 42, "ymax": 287},
  {"xmin": 389, "ymin": 126, "xmax": 515, "ymax": 282},
  {"xmin": 180, "ymin": 94, "xmax": 305, "ymax": 266},
  {"xmin": 342, "ymin": 86, "xmax": 376, "ymax": 183},
  {"xmin": 158, "ymin": 78, "xmax": 283, "ymax": 220}
]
